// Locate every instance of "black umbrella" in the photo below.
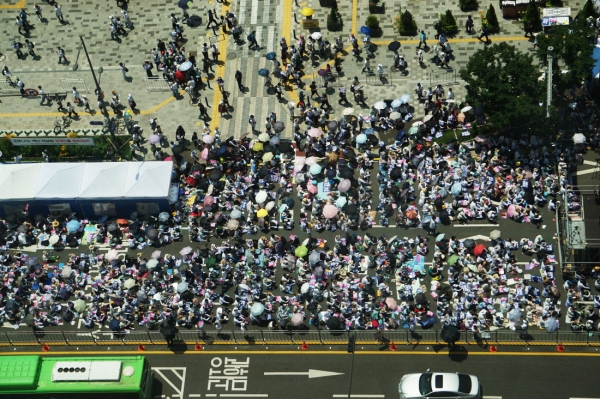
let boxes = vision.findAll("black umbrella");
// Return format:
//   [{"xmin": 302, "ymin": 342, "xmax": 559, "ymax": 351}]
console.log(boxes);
[
  {"xmin": 441, "ymin": 325, "xmax": 461, "ymax": 344},
  {"xmin": 439, "ymin": 210, "xmax": 451, "ymax": 225},
  {"xmin": 16, "ymin": 225, "xmax": 28, "ymax": 233},
  {"xmin": 107, "ymin": 222, "xmax": 119, "ymax": 232},
  {"xmin": 137, "ymin": 291, "xmax": 148, "ymax": 303},
  {"xmin": 283, "ymin": 196, "xmax": 295, "ymax": 208},
  {"xmin": 345, "ymin": 204, "xmax": 358, "ymax": 215},
  {"xmin": 463, "ymin": 238, "xmax": 476, "ymax": 249},
  {"xmin": 273, "ymin": 122, "xmax": 285, "ymax": 133},
  {"xmin": 390, "ymin": 168, "xmax": 402, "ymax": 179},
  {"xmin": 146, "ymin": 228, "xmax": 159, "ymax": 240},
  {"xmin": 129, "ymin": 222, "xmax": 141, "ymax": 233},
  {"xmin": 328, "ymin": 120, "xmax": 338, "ymax": 130},
  {"xmin": 34, "ymin": 214, "xmax": 46, "ymax": 223},
  {"xmin": 257, "ymin": 166, "xmax": 270, "ymax": 179},
  {"xmin": 415, "ymin": 292, "xmax": 427, "ymax": 305},
  {"xmin": 339, "ymin": 169, "xmax": 353, "ymax": 179},
  {"xmin": 388, "ymin": 41, "xmax": 401, "ymax": 51},
  {"xmin": 5, "ymin": 215, "xmax": 18, "ymax": 225},
  {"xmin": 326, "ymin": 317, "xmax": 342, "ymax": 330},
  {"xmin": 279, "ymin": 142, "xmax": 293, "ymax": 153},
  {"xmin": 383, "ymin": 205, "xmax": 394, "ymax": 217},
  {"xmin": 209, "ymin": 169, "xmax": 224, "ymax": 181},
  {"xmin": 192, "ymin": 264, "xmax": 203, "ymax": 276},
  {"xmin": 178, "ymin": 0, "xmax": 191, "ymax": 8},
  {"xmin": 172, "ymin": 145, "xmax": 184, "ymax": 155},
  {"xmin": 326, "ymin": 169, "xmax": 336, "ymax": 179}
]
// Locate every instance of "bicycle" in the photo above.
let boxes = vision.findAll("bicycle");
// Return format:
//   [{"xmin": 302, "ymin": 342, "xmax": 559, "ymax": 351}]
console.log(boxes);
[
  {"xmin": 53, "ymin": 115, "xmax": 72, "ymax": 133},
  {"xmin": 102, "ymin": 117, "xmax": 126, "ymax": 134}
]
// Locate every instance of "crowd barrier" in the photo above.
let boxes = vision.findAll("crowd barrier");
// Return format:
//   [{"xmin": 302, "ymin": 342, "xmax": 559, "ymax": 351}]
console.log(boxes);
[{"xmin": 0, "ymin": 329, "xmax": 598, "ymax": 348}]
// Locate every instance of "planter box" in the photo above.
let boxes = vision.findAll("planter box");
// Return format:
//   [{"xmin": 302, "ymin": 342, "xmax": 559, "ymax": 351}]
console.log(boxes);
[{"xmin": 369, "ymin": 27, "xmax": 383, "ymax": 37}]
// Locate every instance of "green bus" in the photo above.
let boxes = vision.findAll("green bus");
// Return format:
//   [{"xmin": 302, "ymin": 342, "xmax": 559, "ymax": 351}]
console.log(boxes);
[{"xmin": 0, "ymin": 355, "xmax": 152, "ymax": 399}]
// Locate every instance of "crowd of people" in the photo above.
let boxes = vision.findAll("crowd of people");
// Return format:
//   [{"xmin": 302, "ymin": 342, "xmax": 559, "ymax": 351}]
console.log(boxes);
[{"xmin": 3, "ymin": 1, "xmax": 600, "ymax": 340}]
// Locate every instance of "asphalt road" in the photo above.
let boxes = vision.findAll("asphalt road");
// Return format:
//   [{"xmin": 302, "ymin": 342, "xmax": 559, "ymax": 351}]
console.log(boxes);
[{"xmin": 3, "ymin": 350, "xmax": 599, "ymax": 399}]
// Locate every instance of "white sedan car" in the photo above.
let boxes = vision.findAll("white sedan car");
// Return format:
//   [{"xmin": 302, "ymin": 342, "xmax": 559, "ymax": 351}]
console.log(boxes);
[{"xmin": 398, "ymin": 371, "xmax": 481, "ymax": 399}]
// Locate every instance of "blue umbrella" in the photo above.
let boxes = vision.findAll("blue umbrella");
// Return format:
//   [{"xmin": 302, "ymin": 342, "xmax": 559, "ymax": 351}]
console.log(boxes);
[
  {"xmin": 258, "ymin": 68, "xmax": 270, "ymax": 77},
  {"xmin": 396, "ymin": 130, "xmax": 406, "ymax": 141},
  {"xmin": 451, "ymin": 182, "xmax": 462, "ymax": 196},
  {"xmin": 215, "ymin": 144, "xmax": 228, "ymax": 156},
  {"xmin": 399, "ymin": 94, "xmax": 411, "ymax": 104},
  {"xmin": 356, "ymin": 134, "xmax": 367, "ymax": 144},
  {"xmin": 309, "ymin": 164, "xmax": 322, "ymax": 175},
  {"xmin": 66, "ymin": 220, "xmax": 80, "ymax": 233},
  {"xmin": 363, "ymin": 128, "xmax": 375, "ymax": 135},
  {"xmin": 266, "ymin": 52, "xmax": 277, "ymax": 61},
  {"xmin": 178, "ymin": 0, "xmax": 192, "ymax": 9},
  {"xmin": 336, "ymin": 197, "xmax": 347, "ymax": 207},
  {"xmin": 360, "ymin": 26, "xmax": 372, "ymax": 35},
  {"xmin": 391, "ymin": 99, "xmax": 403, "ymax": 108},
  {"xmin": 109, "ymin": 319, "xmax": 120, "ymax": 331}
]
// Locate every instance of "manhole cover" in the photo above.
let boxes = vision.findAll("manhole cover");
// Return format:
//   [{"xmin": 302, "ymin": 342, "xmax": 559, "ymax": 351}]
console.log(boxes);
[{"xmin": 227, "ymin": 52, "xmax": 237, "ymax": 60}]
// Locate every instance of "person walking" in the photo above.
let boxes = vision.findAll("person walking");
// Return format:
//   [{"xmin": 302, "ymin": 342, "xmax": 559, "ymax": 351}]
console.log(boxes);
[
  {"xmin": 12, "ymin": 41, "xmax": 24, "ymax": 59},
  {"xmin": 25, "ymin": 40, "xmax": 36, "ymax": 57},
  {"xmin": 210, "ymin": 43, "xmax": 219, "ymax": 63},
  {"xmin": 216, "ymin": 76, "xmax": 224, "ymax": 93},
  {"xmin": 235, "ymin": 70, "xmax": 243, "ymax": 90},
  {"xmin": 81, "ymin": 95, "xmax": 91, "ymax": 112},
  {"xmin": 127, "ymin": 93, "xmax": 136, "ymax": 110},
  {"xmin": 309, "ymin": 80, "xmax": 319, "ymax": 99},
  {"xmin": 54, "ymin": 3, "xmax": 64, "ymax": 23},
  {"xmin": 377, "ymin": 63, "xmax": 384, "ymax": 83},
  {"xmin": 56, "ymin": 45, "xmax": 67, "ymax": 64},
  {"xmin": 275, "ymin": 82, "xmax": 283, "ymax": 100},
  {"xmin": 524, "ymin": 22, "xmax": 534, "ymax": 38},
  {"xmin": 197, "ymin": 102, "xmax": 208, "ymax": 120},
  {"xmin": 16, "ymin": 16, "xmax": 27, "ymax": 35},
  {"xmin": 38, "ymin": 85, "xmax": 46, "ymax": 105},
  {"xmin": 417, "ymin": 30, "xmax": 427, "ymax": 49},
  {"xmin": 170, "ymin": 81, "xmax": 179, "ymax": 97},
  {"xmin": 119, "ymin": 62, "xmax": 128, "ymax": 81},
  {"xmin": 72, "ymin": 87, "xmax": 80, "ymax": 104},
  {"xmin": 34, "ymin": 3, "xmax": 43, "ymax": 21},
  {"xmin": 478, "ymin": 25, "xmax": 489, "ymax": 42},
  {"xmin": 247, "ymin": 30, "xmax": 259, "ymax": 49},
  {"xmin": 66, "ymin": 102, "xmax": 78, "ymax": 118},
  {"xmin": 320, "ymin": 92, "xmax": 330, "ymax": 110},
  {"xmin": 206, "ymin": 9, "xmax": 219, "ymax": 30},
  {"xmin": 465, "ymin": 15, "xmax": 474, "ymax": 33},
  {"xmin": 248, "ymin": 114, "xmax": 257, "ymax": 134},
  {"xmin": 16, "ymin": 78, "xmax": 24, "ymax": 96},
  {"xmin": 142, "ymin": 60, "xmax": 153, "ymax": 77},
  {"xmin": 361, "ymin": 58, "xmax": 371, "ymax": 73}
]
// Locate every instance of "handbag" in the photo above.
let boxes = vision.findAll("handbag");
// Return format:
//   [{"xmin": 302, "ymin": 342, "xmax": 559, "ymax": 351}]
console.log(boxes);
[{"xmin": 125, "ymin": 67, "xmax": 129, "ymax": 72}]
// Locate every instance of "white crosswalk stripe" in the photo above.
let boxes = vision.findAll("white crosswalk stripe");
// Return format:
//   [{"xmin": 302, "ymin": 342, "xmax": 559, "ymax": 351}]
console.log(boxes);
[
  {"xmin": 250, "ymin": 0, "xmax": 260, "ymax": 24},
  {"xmin": 238, "ymin": 0, "xmax": 247, "ymax": 25}
]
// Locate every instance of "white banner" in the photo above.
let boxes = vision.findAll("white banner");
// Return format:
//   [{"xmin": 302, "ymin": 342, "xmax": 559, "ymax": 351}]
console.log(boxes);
[
  {"xmin": 10, "ymin": 137, "xmax": 95, "ymax": 146},
  {"xmin": 542, "ymin": 7, "xmax": 571, "ymax": 17},
  {"xmin": 542, "ymin": 16, "xmax": 570, "ymax": 26}
]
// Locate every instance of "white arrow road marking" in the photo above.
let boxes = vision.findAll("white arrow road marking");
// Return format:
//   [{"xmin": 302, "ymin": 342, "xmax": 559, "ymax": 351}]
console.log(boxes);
[
  {"xmin": 461, "ymin": 234, "xmax": 491, "ymax": 241},
  {"xmin": 264, "ymin": 369, "xmax": 344, "ymax": 379},
  {"xmin": 453, "ymin": 224, "xmax": 498, "ymax": 227}
]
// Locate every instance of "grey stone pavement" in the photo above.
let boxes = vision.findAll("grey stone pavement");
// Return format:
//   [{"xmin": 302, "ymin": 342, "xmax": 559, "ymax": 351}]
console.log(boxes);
[{"xmin": 0, "ymin": 0, "xmax": 588, "ymax": 157}]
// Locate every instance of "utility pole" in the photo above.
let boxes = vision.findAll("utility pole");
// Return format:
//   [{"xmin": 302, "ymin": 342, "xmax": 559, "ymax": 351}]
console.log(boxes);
[{"xmin": 547, "ymin": 46, "xmax": 553, "ymax": 118}]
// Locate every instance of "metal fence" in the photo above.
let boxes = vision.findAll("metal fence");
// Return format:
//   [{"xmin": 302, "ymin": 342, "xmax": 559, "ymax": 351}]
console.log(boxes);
[
  {"xmin": 429, "ymin": 69, "xmax": 459, "ymax": 86},
  {"xmin": 60, "ymin": 78, "xmax": 91, "ymax": 94},
  {"xmin": 0, "ymin": 80, "xmax": 20, "ymax": 93},
  {"xmin": 0, "ymin": 329, "xmax": 598, "ymax": 347},
  {"xmin": 143, "ymin": 77, "xmax": 171, "ymax": 92}
]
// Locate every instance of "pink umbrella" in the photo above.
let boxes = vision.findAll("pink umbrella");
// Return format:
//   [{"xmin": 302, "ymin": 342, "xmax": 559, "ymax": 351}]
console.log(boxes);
[
  {"xmin": 307, "ymin": 128, "xmax": 323, "ymax": 138},
  {"xmin": 307, "ymin": 181, "xmax": 318, "ymax": 194},
  {"xmin": 201, "ymin": 148, "xmax": 209, "ymax": 160},
  {"xmin": 291, "ymin": 313, "xmax": 304, "ymax": 326},
  {"xmin": 338, "ymin": 179, "xmax": 351, "ymax": 193},
  {"xmin": 148, "ymin": 134, "xmax": 160, "ymax": 145},
  {"xmin": 203, "ymin": 135, "xmax": 214, "ymax": 144},
  {"xmin": 405, "ymin": 209, "xmax": 418, "ymax": 219},
  {"xmin": 294, "ymin": 158, "xmax": 305, "ymax": 172},
  {"xmin": 163, "ymin": 156, "xmax": 173, "ymax": 161},
  {"xmin": 204, "ymin": 195, "xmax": 215, "ymax": 206},
  {"xmin": 323, "ymin": 204, "xmax": 338, "ymax": 219},
  {"xmin": 507, "ymin": 204, "xmax": 516, "ymax": 218},
  {"xmin": 305, "ymin": 156, "xmax": 320, "ymax": 166},
  {"xmin": 385, "ymin": 297, "xmax": 398, "ymax": 310},
  {"xmin": 151, "ymin": 250, "xmax": 161, "ymax": 259}
]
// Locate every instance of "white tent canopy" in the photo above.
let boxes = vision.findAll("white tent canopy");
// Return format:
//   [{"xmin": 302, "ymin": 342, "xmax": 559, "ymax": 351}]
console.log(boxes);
[
  {"xmin": 0, "ymin": 162, "xmax": 173, "ymax": 201},
  {"xmin": 0, "ymin": 164, "xmax": 42, "ymax": 200},
  {"xmin": 34, "ymin": 163, "xmax": 85, "ymax": 199}
]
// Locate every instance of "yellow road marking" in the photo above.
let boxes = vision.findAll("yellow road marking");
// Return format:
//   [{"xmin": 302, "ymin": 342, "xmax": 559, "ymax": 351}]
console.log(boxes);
[
  {"xmin": 0, "ymin": 0, "xmax": 26, "ymax": 9},
  {"xmin": 351, "ymin": 0, "xmax": 357, "ymax": 35},
  {"xmin": 2, "ymin": 350, "xmax": 600, "ymax": 356},
  {"xmin": 282, "ymin": 0, "xmax": 299, "ymax": 104},
  {"xmin": 0, "ymin": 93, "xmax": 180, "ymax": 119},
  {"xmin": 209, "ymin": 3, "xmax": 230, "ymax": 130}
]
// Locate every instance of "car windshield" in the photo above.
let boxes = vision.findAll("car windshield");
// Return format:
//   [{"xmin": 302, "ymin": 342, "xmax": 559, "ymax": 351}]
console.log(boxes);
[
  {"xmin": 457, "ymin": 374, "xmax": 472, "ymax": 393},
  {"xmin": 419, "ymin": 373, "xmax": 433, "ymax": 395}
]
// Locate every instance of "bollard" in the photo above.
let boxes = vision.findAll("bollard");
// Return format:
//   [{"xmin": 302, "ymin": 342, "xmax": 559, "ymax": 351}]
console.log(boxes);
[
  {"xmin": 195, "ymin": 343, "xmax": 203, "ymax": 351},
  {"xmin": 557, "ymin": 343, "xmax": 565, "ymax": 352},
  {"xmin": 389, "ymin": 342, "xmax": 397, "ymax": 351},
  {"xmin": 42, "ymin": 344, "xmax": 50, "ymax": 352},
  {"xmin": 301, "ymin": 341, "xmax": 309, "ymax": 350},
  {"xmin": 138, "ymin": 344, "xmax": 145, "ymax": 351},
  {"xmin": 489, "ymin": 345, "xmax": 498, "ymax": 352}
]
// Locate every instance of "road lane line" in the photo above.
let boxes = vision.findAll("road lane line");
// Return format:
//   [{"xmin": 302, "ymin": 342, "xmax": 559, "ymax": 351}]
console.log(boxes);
[
  {"xmin": 206, "ymin": 395, "xmax": 217, "ymax": 398},
  {"xmin": 189, "ymin": 395, "xmax": 201, "ymax": 398},
  {"xmin": 209, "ymin": 1, "xmax": 231, "ymax": 127},
  {"xmin": 333, "ymin": 395, "xmax": 385, "ymax": 398},
  {"xmin": 219, "ymin": 395, "xmax": 268, "ymax": 398}
]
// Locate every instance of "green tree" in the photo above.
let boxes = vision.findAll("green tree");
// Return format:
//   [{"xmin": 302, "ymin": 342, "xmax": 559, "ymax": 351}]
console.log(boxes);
[
  {"xmin": 522, "ymin": 0, "xmax": 542, "ymax": 32},
  {"xmin": 393, "ymin": 9, "xmax": 417, "ymax": 35},
  {"xmin": 459, "ymin": 42, "xmax": 545, "ymax": 130},
  {"xmin": 485, "ymin": 4, "xmax": 499, "ymax": 30},
  {"xmin": 535, "ymin": 18, "xmax": 595, "ymax": 91},
  {"xmin": 439, "ymin": 10, "xmax": 458, "ymax": 34},
  {"xmin": 578, "ymin": 0, "xmax": 597, "ymax": 20}
]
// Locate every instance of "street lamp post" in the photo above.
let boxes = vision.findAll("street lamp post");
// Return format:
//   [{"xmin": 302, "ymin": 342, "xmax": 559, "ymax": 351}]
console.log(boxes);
[
  {"xmin": 79, "ymin": 36, "xmax": 108, "ymax": 120},
  {"xmin": 546, "ymin": 46, "xmax": 553, "ymax": 118}
]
